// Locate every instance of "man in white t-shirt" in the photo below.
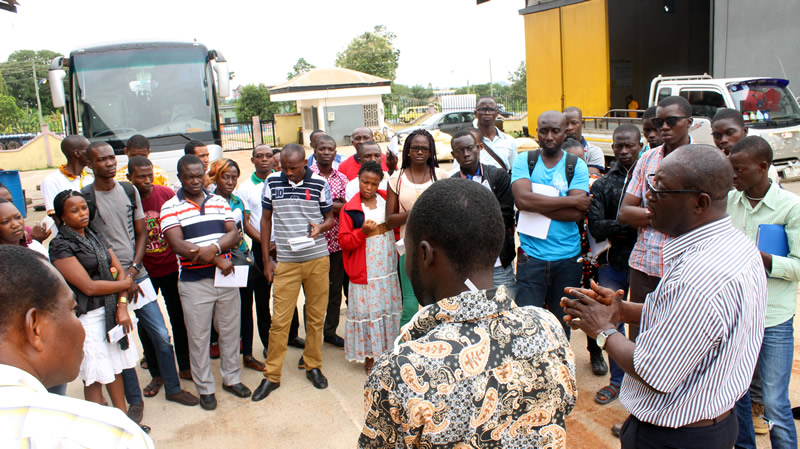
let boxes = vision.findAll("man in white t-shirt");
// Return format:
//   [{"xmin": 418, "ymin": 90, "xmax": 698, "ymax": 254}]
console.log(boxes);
[{"xmin": 40, "ymin": 135, "xmax": 93, "ymax": 232}]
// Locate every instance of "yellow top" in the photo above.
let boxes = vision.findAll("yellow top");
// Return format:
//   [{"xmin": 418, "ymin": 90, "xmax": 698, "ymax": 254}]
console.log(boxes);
[{"xmin": 114, "ymin": 164, "xmax": 169, "ymax": 186}]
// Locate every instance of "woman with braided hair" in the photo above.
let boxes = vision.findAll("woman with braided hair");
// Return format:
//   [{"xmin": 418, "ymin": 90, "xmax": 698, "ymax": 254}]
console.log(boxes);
[{"xmin": 386, "ymin": 129, "xmax": 448, "ymax": 327}]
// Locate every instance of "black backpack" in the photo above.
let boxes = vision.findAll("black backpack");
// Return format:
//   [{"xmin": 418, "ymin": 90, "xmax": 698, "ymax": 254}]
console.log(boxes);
[
  {"xmin": 81, "ymin": 181, "xmax": 137, "ymax": 225},
  {"xmin": 527, "ymin": 149, "xmax": 578, "ymax": 186}
]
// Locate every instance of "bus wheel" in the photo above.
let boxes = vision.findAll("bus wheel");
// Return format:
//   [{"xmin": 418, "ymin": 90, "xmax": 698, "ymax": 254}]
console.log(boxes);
[{"xmin": 6, "ymin": 141, "xmax": 21, "ymax": 150}]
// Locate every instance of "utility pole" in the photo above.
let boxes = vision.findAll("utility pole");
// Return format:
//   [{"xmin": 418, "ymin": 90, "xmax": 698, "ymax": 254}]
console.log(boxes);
[
  {"xmin": 32, "ymin": 61, "xmax": 44, "ymax": 125},
  {"xmin": 489, "ymin": 59, "xmax": 493, "ymax": 97}
]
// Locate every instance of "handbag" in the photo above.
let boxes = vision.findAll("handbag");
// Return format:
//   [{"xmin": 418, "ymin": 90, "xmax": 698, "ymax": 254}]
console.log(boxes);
[{"xmin": 230, "ymin": 247, "xmax": 256, "ymax": 270}]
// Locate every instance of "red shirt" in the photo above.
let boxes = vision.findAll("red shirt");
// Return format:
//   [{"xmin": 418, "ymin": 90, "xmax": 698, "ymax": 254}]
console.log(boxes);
[
  {"xmin": 140, "ymin": 185, "xmax": 179, "ymax": 278},
  {"xmin": 338, "ymin": 154, "xmax": 390, "ymax": 181}
]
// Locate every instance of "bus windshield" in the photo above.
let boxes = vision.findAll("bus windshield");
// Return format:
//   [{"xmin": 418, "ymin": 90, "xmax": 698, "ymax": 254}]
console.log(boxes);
[
  {"xmin": 72, "ymin": 46, "xmax": 217, "ymax": 144},
  {"xmin": 727, "ymin": 79, "xmax": 800, "ymax": 127}
]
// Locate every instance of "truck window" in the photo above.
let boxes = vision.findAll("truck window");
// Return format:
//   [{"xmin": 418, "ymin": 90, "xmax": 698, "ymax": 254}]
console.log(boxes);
[
  {"xmin": 728, "ymin": 79, "xmax": 800, "ymax": 128},
  {"xmin": 679, "ymin": 89, "xmax": 725, "ymax": 118},
  {"xmin": 657, "ymin": 87, "xmax": 672, "ymax": 104}
]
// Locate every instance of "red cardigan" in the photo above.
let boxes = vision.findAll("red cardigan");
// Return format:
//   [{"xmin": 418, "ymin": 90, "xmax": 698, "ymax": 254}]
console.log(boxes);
[{"xmin": 338, "ymin": 190, "xmax": 388, "ymax": 284}]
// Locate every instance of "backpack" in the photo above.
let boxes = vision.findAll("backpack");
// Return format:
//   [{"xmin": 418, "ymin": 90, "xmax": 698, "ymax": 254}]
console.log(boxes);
[
  {"xmin": 527, "ymin": 149, "xmax": 578, "ymax": 187},
  {"xmin": 81, "ymin": 181, "xmax": 138, "ymax": 225}
]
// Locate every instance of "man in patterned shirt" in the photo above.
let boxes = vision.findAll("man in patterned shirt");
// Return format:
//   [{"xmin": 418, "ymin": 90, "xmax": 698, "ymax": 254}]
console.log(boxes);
[
  {"xmin": 359, "ymin": 178, "xmax": 576, "ymax": 449},
  {"xmin": 310, "ymin": 135, "xmax": 350, "ymax": 348}
]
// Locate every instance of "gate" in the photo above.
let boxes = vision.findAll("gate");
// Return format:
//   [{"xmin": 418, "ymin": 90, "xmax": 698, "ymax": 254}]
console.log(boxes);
[
  {"xmin": 260, "ymin": 120, "xmax": 276, "ymax": 146},
  {"xmin": 221, "ymin": 121, "xmax": 254, "ymax": 151}
]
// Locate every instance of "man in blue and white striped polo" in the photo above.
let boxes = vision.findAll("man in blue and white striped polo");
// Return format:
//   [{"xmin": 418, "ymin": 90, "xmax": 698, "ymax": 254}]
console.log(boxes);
[{"xmin": 562, "ymin": 145, "xmax": 767, "ymax": 449}]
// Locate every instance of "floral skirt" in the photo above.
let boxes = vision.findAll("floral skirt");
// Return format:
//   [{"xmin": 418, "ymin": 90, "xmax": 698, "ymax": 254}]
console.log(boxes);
[
  {"xmin": 78, "ymin": 308, "xmax": 138, "ymax": 386},
  {"xmin": 345, "ymin": 231, "xmax": 402, "ymax": 362}
]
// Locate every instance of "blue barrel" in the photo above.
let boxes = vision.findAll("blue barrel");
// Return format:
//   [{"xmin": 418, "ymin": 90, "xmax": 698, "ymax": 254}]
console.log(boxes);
[{"xmin": 0, "ymin": 170, "xmax": 26, "ymax": 218}]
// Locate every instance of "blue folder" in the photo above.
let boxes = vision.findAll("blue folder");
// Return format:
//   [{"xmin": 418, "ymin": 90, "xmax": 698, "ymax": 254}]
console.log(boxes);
[{"xmin": 757, "ymin": 224, "xmax": 789, "ymax": 257}]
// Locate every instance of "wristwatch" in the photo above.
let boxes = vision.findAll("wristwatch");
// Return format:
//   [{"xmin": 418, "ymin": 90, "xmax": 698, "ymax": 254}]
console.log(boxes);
[
  {"xmin": 596, "ymin": 328, "xmax": 620, "ymax": 350},
  {"xmin": 131, "ymin": 262, "xmax": 143, "ymax": 273}
]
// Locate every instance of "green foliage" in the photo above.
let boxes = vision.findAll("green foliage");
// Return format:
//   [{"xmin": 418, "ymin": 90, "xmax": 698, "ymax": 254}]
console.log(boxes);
[
  {"xmin": 335, "ymin": 25, "xmax": 400, "ymax": 81},
  {"xmin": 235, "ymin": 84, "xmax": 279, "ymax": 122},
  {"xmin": 0, "ymin": 94, "xmax": 24, "ymax": 131},
  {"xmin": 454, "ymin": 83, "xmax": 509, "ymax": 97},
  {"xmin": 0, "ymin": 71, "xmax": 8, "ymax": 96},
  {"xmin": 287, "ymin": 58, "xmax": 316, "ymax": 80},
  {"xmin": 508, "ymin": 60, "xmax": 527, "ymax": 101},
  {"xmin": 408, "ymin": 85, "xmax": 433, "ymax": 102},
  {"xmin": 0, "ymin": 49, "xmax": 61, "ymax": 114}
]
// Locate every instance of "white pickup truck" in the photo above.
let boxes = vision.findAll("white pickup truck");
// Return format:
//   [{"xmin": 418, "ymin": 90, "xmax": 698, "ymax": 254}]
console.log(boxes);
[{"xmin": 584, "ymin": 74, "xmax": 800, "ymax": 174}]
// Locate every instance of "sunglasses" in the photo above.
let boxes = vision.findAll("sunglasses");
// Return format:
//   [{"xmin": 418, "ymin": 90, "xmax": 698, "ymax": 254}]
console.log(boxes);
[
  {"xmin": 652, "ymin": 116, "xmax": 691, "ymax": 128},
  {"xmin": 476, "ymin": 107, "xmax": 498, "ymax": 113},
  {"xmin": 409, "ymin": 146, "xmax": 431, "ymax": 153},
  {"xmin": 646, "ymin": 173, "xmax": 706, "ymax": 198}
]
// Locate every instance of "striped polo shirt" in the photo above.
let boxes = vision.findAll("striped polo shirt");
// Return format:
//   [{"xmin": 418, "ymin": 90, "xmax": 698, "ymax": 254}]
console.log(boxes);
[
  {"xmin": 262, "ymin": 168, "xmax": 332, "ymax": 263},
  {"xmin": 160, "ymin": 188, "xmax": 233, "ymax": 281},
  {"xmin": 620, "ymin": 217, "xmax": 767, "ymax": 428}
]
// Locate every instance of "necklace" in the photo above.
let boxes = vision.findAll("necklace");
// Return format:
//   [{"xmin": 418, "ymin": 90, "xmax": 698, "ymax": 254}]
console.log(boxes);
[
  {"xmin": 745, "ymin": 193, "xmax": 765, "ymax": 201},
  {"xmin": 407, "ymin": 169, "xmax": 429, "ymax": 198}
]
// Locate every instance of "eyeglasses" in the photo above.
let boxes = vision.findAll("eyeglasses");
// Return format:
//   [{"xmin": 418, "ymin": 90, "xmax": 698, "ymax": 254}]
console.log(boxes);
[
  {"xmin": 652, "ymin": 116, "xmax": 691, "ymax": 128},
  {"xmin": 409, "ymin": 146, "xmax": 431, "ymax": 153},
  {"xmin": 646, "ymin": 173, "xmax": 706, "ymax": 198},
  {"xmin": 451, "ymin": 144, "xmax": 476, "ymax": 154},
  {"xmin": 476, "ymin": 107, "xmax": 498, "ymax": 113}
]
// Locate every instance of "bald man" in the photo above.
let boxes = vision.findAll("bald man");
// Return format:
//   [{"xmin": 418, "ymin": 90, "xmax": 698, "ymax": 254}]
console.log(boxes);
[
  {"xmin": 564, "ymin": 145, "xmax": 767, "ymax": 449},
  {"xmin": 511, "ymin": 110, "xmax": 591, "ymax": 339},
  {"xmin": 337, "ymin": 127, "xmax": 389, "ymax": 180},
  {"xmin": 41, "ymin": 135, "xmax": 94, "ymax": 232}
]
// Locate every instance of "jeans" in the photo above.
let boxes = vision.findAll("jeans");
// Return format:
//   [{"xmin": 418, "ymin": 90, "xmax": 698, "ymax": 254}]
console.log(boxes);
[
  {"xmin": 493, "ymin": 263, "xmax": 516, "ymax": 298},
  {"xmin": 141, "ymin": 271, "xmax": 190, "ymax": 373},
  {"xmin": 735, "ymin": 317, "xmax": 797, "ymax": 449},
  {"xmin": 598, "ymin": 265, "xmax": 629, "ymax": 387},
  {"xmin": 122, "ymin": 368, "xmax": 142, "ymax": 405},
  {"xmin": 515, "ymin": 252, "xmax": 582, "ymax": 339},
  {"xmin": 133, "ymin": 287, "xmax": 182, "ymax": 395}
]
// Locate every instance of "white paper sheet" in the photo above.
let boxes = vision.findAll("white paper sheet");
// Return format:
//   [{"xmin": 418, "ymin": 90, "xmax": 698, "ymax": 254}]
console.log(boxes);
[
  {"xmin": 108, "ymin": 315, "xmax": 139, "ymax": 343},
  {"xmin": 588, "ymin": 233, "xmax": 610, "ymax": 263},
  {"xmin": 288, "ymin": 236, "xmax": 315, "ymax": 252},
  {"xmin": 517, "ymin": 183, "xmax": 559, "ymax": 239},
  {"xmin": 130, "ymin": 277, "xmax": 157, "ymax": 311},
  {"xmin": 214, "ymin": 265, "xmax": 250, "ymax": 288}
]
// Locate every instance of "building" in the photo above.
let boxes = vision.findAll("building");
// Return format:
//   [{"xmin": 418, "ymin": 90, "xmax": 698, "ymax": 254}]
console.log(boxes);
[
  {"xmin": 513, "ymin": 0, "xmax": 800, "ymax": 125},
  {"xmin": 268, "ymin": 68, "xmax": 391, "ymax": 146}
]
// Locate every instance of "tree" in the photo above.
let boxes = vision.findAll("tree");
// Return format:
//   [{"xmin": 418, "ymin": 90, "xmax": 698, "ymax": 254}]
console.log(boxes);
[
  {"xmin": 235, "ymin": 84, "xmax": 279, "ymax": 121},
  {"xmin": 0, "ymin": 71, "xmax": 8, "ymax": 96},
  {"xmin": 0, "ymin": 94, "xmax": 24, "ymax": 132},
  {"xmin": 508, "ymin": 60, "xmax": 527, "ymax": 101},
  {"xmin": 0, "ymin": 49, "xmax": 61, "ymax": 114},
  {"xmin": 335, "ymin": 25, "xmax": 400, "ymax": 81},
  {"xmin": 287, "ymin": 58, "xmax": 316, "ymax": 80},
  {"xmin": 454, "ymin": 83, "xmax": 508, "ymax": 97},
  {"xmin": 408, "ymin": 85, "xmax": 433, "ymax": 102}
]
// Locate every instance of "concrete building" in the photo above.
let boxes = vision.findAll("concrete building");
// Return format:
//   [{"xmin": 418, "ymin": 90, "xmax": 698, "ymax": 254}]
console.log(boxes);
[
  {"xmin": 514, "ymin": 0, "xmax": 800, "ymax": 125},
  {"xmin": 269, "ymin": 68, "xmax": 391, "ymax": 146}
]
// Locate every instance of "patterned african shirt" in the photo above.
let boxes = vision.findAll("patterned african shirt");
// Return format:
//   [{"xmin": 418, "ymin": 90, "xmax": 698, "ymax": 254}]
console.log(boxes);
[
  {"xmin": 358, "ymin": 286, "xmax": 577, "ymax": 449},
  {"xmin": 311, "ymin": 164, "xmax": 348, "ymax": 253}
]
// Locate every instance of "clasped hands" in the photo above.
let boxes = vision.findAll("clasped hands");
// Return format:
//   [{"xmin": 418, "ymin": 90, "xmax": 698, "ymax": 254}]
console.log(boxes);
[{"xmin": 560, "ymin": 279, "xmax": 625, "ymax": 339}]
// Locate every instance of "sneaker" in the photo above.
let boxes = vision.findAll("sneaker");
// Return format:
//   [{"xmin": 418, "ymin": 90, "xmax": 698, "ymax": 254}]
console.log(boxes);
[{"xmin": 752, "ymin": 402, "xmax": 769, "ymax": 435}]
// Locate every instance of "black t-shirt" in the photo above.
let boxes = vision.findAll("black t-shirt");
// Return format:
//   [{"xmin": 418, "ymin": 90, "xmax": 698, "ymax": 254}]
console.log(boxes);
[{"xmin": 49, "ymin": 230, "xmax": 113, "ymax": 315}]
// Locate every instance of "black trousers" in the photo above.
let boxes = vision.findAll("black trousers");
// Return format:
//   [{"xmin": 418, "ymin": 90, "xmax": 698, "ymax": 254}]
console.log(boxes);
[
  {"xmin": 323, "ymin": 251, "xmax": 347, "ymax": 338},
  {"xmin": 140, "ymin": 271, "xmax": 191, "ymax": 374},
  {"xmin": 620, "ymin": 413, "xmax": 737, "ymax": 449}
]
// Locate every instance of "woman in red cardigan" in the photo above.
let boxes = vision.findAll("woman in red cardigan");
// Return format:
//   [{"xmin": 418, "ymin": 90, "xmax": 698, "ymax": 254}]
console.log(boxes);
[{"xmin": 339, "ymin": 161, "xmax": 402, "ymax": 374}]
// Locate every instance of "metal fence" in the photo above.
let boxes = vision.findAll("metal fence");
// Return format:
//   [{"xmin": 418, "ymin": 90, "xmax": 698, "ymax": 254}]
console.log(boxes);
[
  {"xmin": 260, "ymin": 120, "xmax": 276, "ymax": 146},
  {"xmin": 382, "ymin": 95, "xmax": 528, "ymax": 125},
  {"xmin": 220, "ymin": 119, "xmax": 276, "ymax": 151}
]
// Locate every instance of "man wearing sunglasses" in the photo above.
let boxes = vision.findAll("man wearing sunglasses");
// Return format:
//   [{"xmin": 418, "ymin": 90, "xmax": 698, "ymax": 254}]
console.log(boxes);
[
  {"xmin": 563, "ymin": 145, "xmax": 767, "ymax": 449},
  {"xmin": 618, "ymin": 96, "xmax": 693, "ymax": 341}
]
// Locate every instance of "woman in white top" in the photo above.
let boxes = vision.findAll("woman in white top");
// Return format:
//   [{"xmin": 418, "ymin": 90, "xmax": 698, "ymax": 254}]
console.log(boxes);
[{"xmin": 385, "ymin": 129, "xmax": 449, "ymax": 326}]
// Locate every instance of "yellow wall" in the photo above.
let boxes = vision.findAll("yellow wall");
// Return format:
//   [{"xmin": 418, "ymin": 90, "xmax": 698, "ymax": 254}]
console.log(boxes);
[
  {"xmin": 0, "ymin": 134, "xmax": 65, "ymax": 171},
  {"xmin": 274, "ymin": 113, "xmax": 302, "ymax": 146},
  {"xmin": 524, "ymin": 0, "xmax": 610, "ymax": 134}
]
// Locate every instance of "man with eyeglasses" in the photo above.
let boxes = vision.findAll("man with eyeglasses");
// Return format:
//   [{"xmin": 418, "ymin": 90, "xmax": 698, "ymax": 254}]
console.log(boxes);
[
  {"xmin": 618, "ymin": 96, "xmax": 693, "ymax": 342},
  {"xmin": 563, "ymin": 145, "xmax": 767, "ymax": 449},
  {"xmin": 449, "ymin": 130, "xmax": 516, "ymax": 294},
  {"xmin": 564, "ymin": 106, "xmax": 606, "ymax": 174},
  {"xmin": 455, "ymin": 96, "xmax": 517, "ymax": 172}
]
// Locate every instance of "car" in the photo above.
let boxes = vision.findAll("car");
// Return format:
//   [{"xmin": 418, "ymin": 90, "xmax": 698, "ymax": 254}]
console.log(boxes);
[
  {"xmin": 497, "ymin": 104, "xmax": 515, "ymax": 118},
  {"xmin": 397, "ymin": 110, "xmax": 476, "ymax": 141},
  {"xmin": 398, "ymin": 106, "xmax": 429, "ymax": 123}
]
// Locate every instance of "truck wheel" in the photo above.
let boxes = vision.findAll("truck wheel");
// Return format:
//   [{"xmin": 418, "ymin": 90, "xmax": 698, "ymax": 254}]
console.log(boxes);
[
  {"xmin": 7, "ymin": 141, "xmax": 21, "ymax": 150},
  {"xmin": 0, "ymin": 142, "xmax": 5, "ymax": 151}
]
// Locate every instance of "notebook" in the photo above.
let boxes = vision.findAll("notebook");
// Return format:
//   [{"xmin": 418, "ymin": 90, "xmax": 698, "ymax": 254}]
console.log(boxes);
[{"xmin": 757, "ymin": 224, "xmax": 789, "ymax": 257}]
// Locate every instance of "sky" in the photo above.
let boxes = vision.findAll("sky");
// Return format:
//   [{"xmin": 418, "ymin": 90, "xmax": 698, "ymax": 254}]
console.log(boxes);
[{"xmin": 0, "ymin": 0, "xmax": 526, "ymax": 90}]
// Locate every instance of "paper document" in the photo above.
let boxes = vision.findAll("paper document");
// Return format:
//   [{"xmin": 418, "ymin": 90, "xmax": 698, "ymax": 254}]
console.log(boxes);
[
  {"xmin": 288, "ymin": 236, "xmax": 315, "ymax": 252},
  {"xmin": 214, "ymin": 265, "xmax": 250, "ymax": 288},
  {"xmin": 130, "ymin": 277, "xmax": 157, "ymax": 311},
  {"xmin": 587, "ymin": 233, "xmax": 610, "ymax": 263},
  {"xmin": 517, "ymin": 183, "xmax": 559, "ymax": 239},
  {"xmin": 108, "ymin": 315, "xmax": 139, "ymax": 344}
]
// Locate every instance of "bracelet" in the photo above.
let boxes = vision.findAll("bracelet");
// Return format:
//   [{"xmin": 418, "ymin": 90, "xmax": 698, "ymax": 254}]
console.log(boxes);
[
  {"xmin": 118, "ymin": 297, "xmax": 129, "ymax": 304},
  {"xmin": 212, "ymin": 242, "xmax": 222, "ymax": 255}
]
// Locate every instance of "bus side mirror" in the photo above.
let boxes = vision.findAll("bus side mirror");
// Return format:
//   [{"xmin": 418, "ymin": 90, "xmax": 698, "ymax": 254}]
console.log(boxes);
[
  {"xmin": 49, "ymin": 56, "xmax": 67, "ymax": 109},
  {"xmin": 214, "ymin": 62, "xmax": 230, "ymax": 98}
]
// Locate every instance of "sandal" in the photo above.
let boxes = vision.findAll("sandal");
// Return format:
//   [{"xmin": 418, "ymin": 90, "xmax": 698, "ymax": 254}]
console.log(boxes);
[
  {"xmin": 143, "ymin": 378, "xmax": 163, "ymax": 398},
  {"xmin": 595, "ymin": 384, "xmax": 620, "ymax": 405}
]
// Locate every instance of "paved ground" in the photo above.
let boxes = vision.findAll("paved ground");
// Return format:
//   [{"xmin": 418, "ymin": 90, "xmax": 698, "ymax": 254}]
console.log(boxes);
[{"xmin": 15, "ymin": 147, "xmax": 800, "ymax": 448}]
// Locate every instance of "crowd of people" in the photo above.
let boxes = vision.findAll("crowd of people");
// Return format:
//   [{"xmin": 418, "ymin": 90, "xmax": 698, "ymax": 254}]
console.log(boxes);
[{"xmin": 0, "ymin": 94, "xmax": 797, "ymax": 449}]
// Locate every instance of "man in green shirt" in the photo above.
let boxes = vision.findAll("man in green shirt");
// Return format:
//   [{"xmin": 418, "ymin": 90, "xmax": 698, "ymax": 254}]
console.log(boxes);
[{"xmin": 727, "ymin": 135, "xmax": 800, "ymax": 449}]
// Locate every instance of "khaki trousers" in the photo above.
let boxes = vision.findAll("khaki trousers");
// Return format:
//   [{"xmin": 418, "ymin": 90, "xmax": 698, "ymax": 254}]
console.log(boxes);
[{"xmin": 264, "ymin": 256, "xmax": 330, "ymax": 382}]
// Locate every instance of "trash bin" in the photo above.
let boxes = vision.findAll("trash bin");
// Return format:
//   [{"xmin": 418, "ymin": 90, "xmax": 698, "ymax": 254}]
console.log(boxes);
[{"xmin": 0, "ymin": 170, "xmax": 26, "ymax": 217}]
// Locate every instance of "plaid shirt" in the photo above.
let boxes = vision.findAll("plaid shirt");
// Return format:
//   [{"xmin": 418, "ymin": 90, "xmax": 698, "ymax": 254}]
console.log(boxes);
[
  {"xmin": 626, "ymin": 145, "xmax": 672, "ymax": 277},
  {"xmin": 311, "ymin": 165, "xmax": 348, "ymax": 253}
]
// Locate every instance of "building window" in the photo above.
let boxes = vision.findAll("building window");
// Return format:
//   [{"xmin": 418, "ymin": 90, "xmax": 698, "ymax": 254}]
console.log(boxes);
[{"xmin": 363, "ymin": 104, "xmax": 379, "ymax": 128}]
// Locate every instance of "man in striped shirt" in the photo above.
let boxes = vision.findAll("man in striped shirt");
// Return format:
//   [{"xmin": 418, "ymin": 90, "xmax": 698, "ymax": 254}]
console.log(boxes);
[
  {"xmin": 0, "ymin": 246, "xmax": 153, "ymax": 448},
  {"xmin": 563, "ymin": 145, "xmax": 767, "ymax": 448},
  {"xmin": 161, "ymin": 154, "xmax": 252, "ymax": 410},
  {"xmin": 252, "ymin": 144, "xmax": 334, "ymax": 402}
]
